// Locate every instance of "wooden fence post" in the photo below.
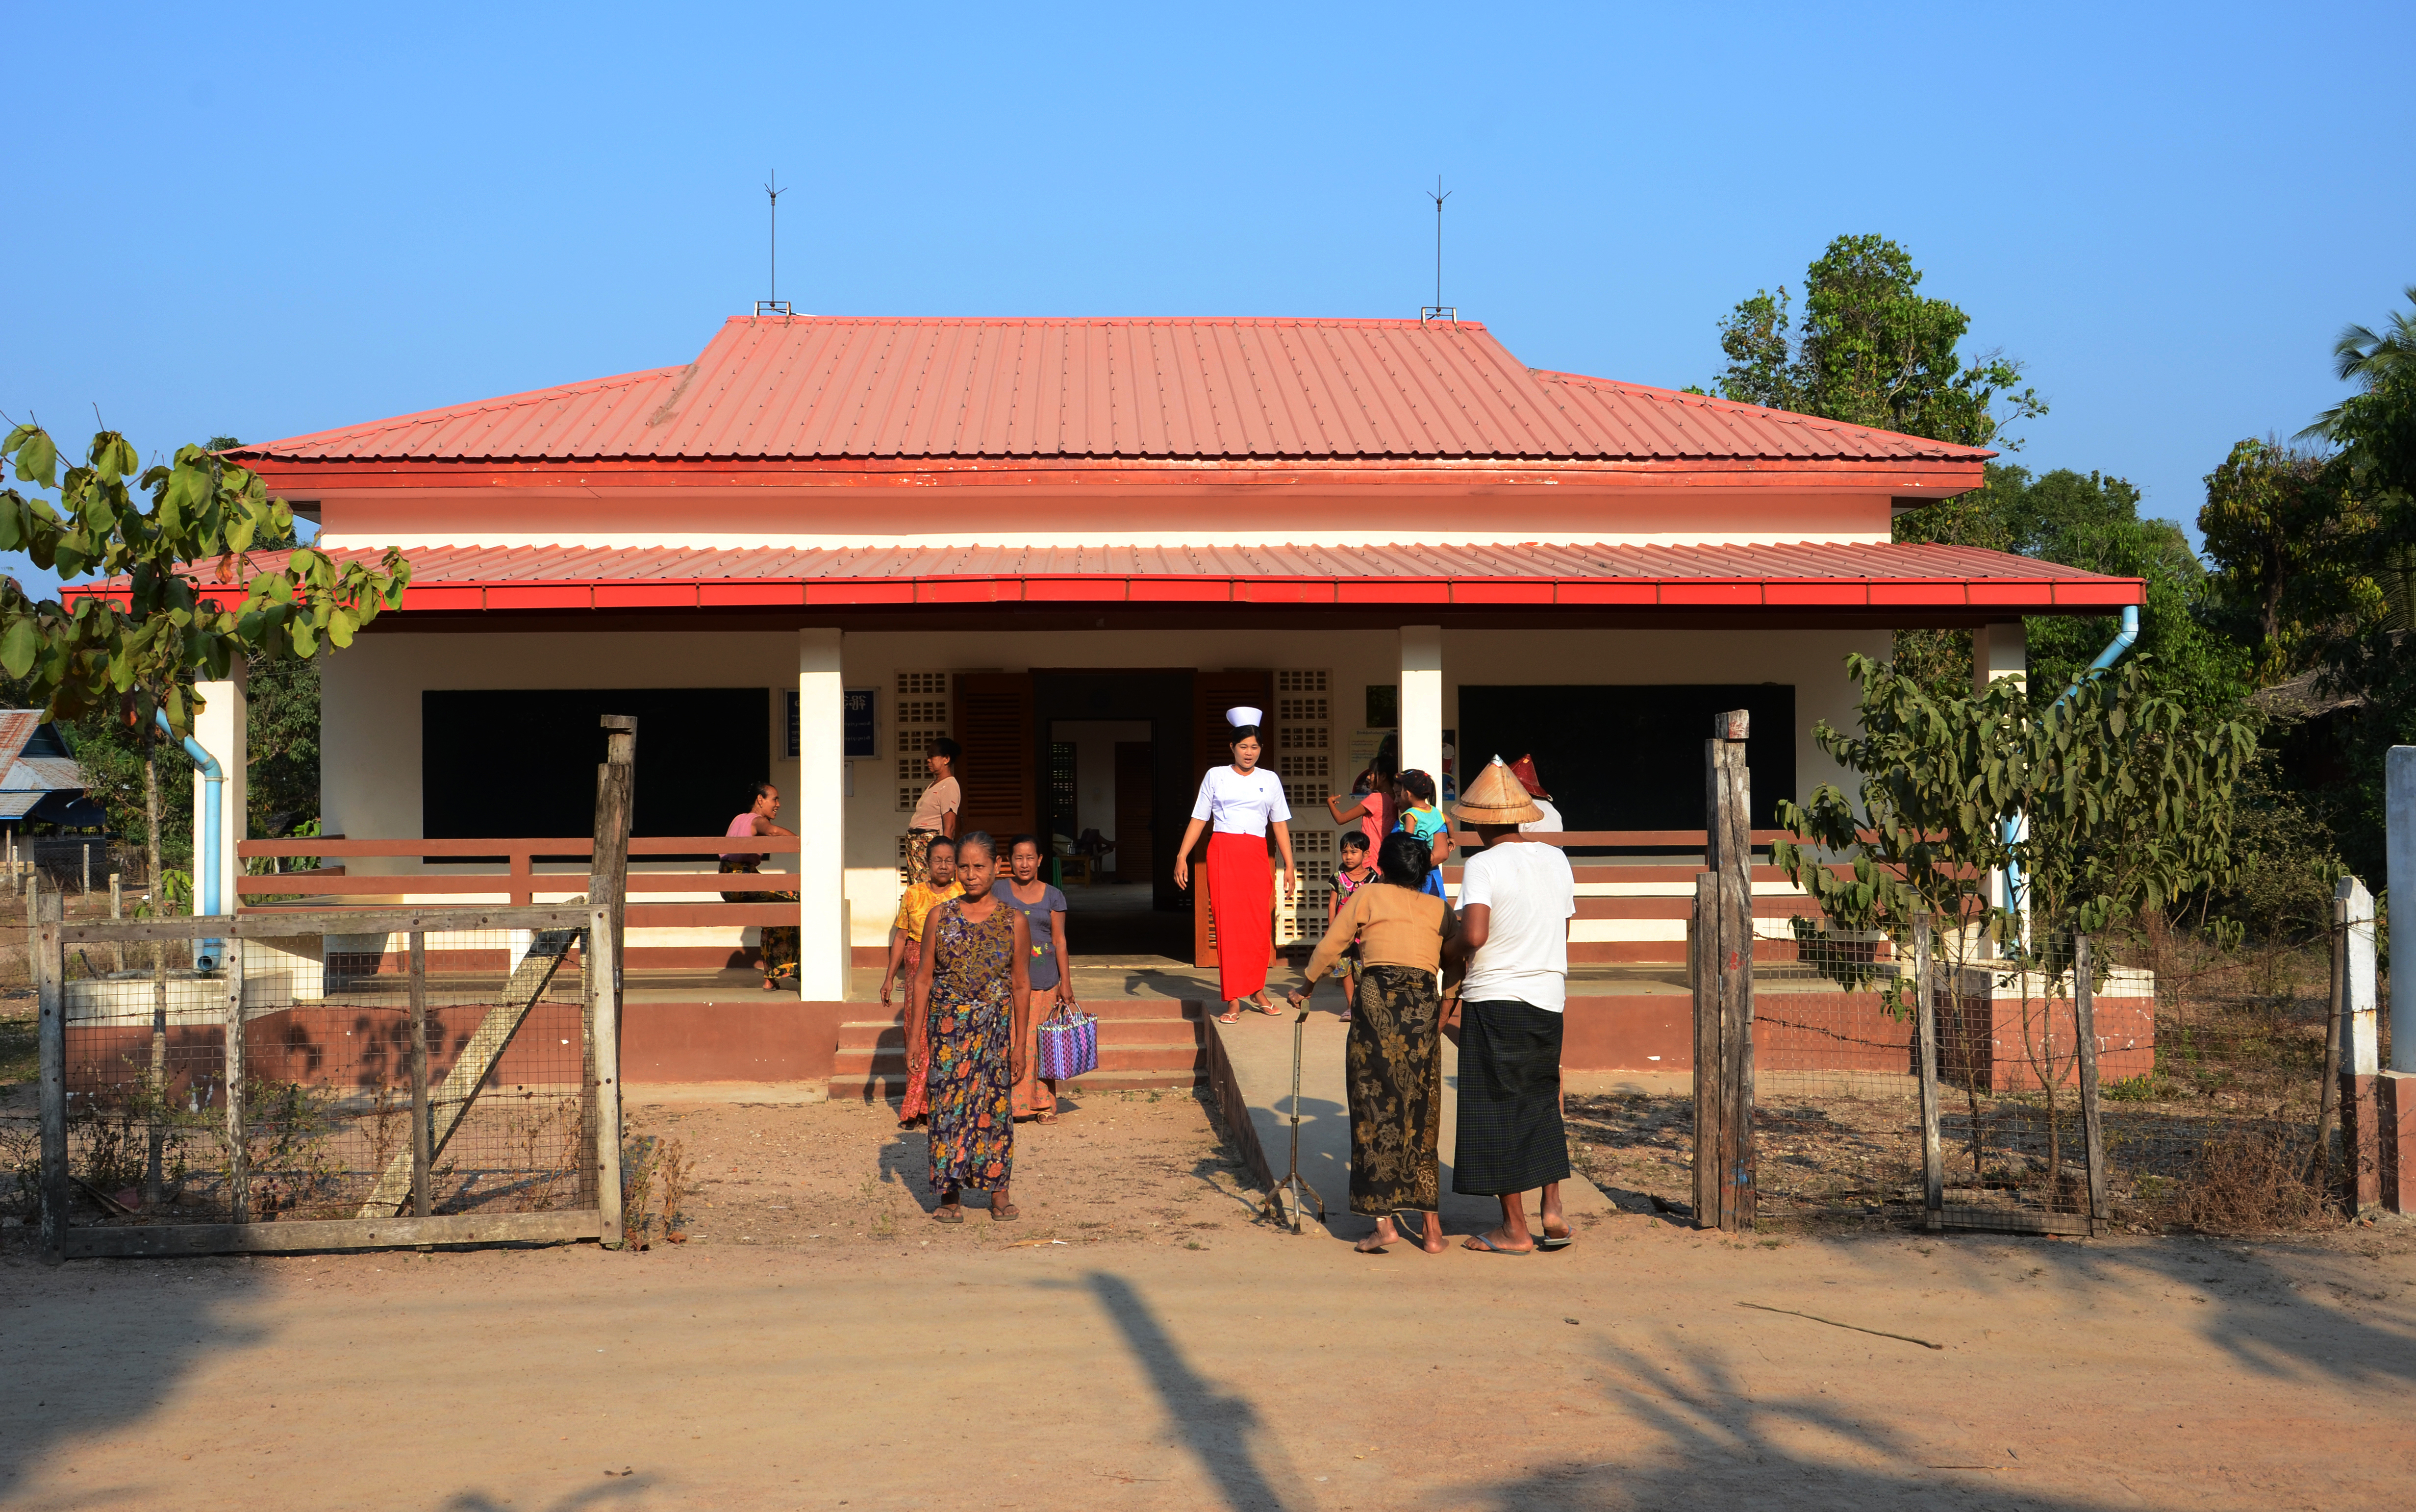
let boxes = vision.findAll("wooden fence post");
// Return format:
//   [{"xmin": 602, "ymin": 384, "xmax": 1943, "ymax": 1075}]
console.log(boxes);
[
  {"xmin": 224, "ymin": 934, "xmax": 248, "ymax": 1224},
  {"xmin": 591, "ymin": 716, "xmax": 635, "ymax": 1121},
  {"xmin": 1915, "ymin": 911, "xmax": 1943, "ymax": 1231},
  {"xmin": 34, "ymin": 885, "xmax": 66, "ymax": 1264},
  {"xmin": 2073, "ymin": 933, "xmax": 2108, "ymax": 1234},
  {"xmin": 1697, "ymin": 708, "xmax": 1756, "ymax": 1232},
  {"xmin": 591, "ymin": 904, "xmax": 625, "ymax": 1249},
  {"xmin": 408, "ymin": 932, "xmax": 429, "ymax": 1221},
  {"xmin": 1691, "ymin": 872, "xmax": 1719, "ymax": 1224}
]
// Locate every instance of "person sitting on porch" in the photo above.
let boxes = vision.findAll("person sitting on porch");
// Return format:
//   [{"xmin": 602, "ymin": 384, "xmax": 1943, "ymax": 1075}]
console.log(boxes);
[
  {"xmin": 720, "ymin": 782, "xmax": 801, "ymax": 991},
  {"xmin": 909, "ymin": 831, "xmax": 1031, "ymax": 1222},
  {"xmin": 883, "ymin": 835, "xmax": 961, "ymax": 1129},
  {"xmin": 1173, "ymin": 707, "xmax": 1296, "ymax": 1022},
  {"xmin": 1510, "ymin": 755, "xmax": 1565, "ymax": 833},
  {"xmin": 905, "ymin": 738, "xmax": 963, "ymax": 883},
  {"xmin": 1442, "ymin": 758, "xmax": 1577, "ymax": 1255},
  {"xmin": 1001, "ymin": 834, "xmax": 1073, "ymax": 1125},
  {"xmin": 1393, "ymin": 769, "xmax": 1452, "ymax": 898},
  {"xmin": 1289, "ymin": 830, "xmax": 1452, "ymax": 1255}
]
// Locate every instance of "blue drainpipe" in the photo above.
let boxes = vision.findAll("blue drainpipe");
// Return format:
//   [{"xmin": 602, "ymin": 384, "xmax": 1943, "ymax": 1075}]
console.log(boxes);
[
  {"xmin": 157, "ymin": 707, "xmax": 225, "ymax": 970},
  {"xmin": 2002, "ymin": 603, "xmax": 2141, "ymax": 948}
]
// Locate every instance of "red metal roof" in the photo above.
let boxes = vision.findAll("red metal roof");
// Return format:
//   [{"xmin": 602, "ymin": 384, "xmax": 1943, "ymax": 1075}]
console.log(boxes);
[
  {"xmin": 230, "ymin": 317, "xmax": 1994, "ymax": 468},
  {"xmin": 86, "ymin": 542, "xmax": 2137, "ymax": 615}
]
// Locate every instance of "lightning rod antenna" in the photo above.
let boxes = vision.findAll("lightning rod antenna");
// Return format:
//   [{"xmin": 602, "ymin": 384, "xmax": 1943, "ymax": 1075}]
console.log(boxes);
[
  {"xmin": 757, "ymin": 172, "xmax": 793, "ymax": 317},
  {"xmin": 1421, "ymin": 176, "xmax": 1455, "ymax": 325}
]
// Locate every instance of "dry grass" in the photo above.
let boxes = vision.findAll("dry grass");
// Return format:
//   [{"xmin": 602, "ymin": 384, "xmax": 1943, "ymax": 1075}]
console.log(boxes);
[{"xmin": 2166, "ymin": 1125, "xmax": 2337, "ymax": 1233}]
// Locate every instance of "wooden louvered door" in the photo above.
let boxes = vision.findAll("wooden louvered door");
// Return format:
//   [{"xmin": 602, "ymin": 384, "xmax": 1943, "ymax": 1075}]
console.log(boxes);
[
  {"xmin": 953, "ymin": 674, "xmax": 1036, "ymax": 852},
  {"xmin": 1190, "ymin": 669, "xmax": 1274, "ymax": 969}
]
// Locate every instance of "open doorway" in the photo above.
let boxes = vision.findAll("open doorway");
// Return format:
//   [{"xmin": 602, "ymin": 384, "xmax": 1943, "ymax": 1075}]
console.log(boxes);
[{"xmin": 1031, "ymin": 670, "xmax": 1195, "ymax": 961}]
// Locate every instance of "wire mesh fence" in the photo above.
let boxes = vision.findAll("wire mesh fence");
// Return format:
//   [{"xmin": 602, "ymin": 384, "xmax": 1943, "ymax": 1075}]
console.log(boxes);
[{"xmin": 33, "ymin": 903, "xmax": 620, "ymax": 1258}]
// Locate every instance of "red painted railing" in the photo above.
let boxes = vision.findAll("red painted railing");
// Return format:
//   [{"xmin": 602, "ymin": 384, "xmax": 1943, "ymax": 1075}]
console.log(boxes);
[{"xmin": 234, "ymin": 836, "xmax": 805, "ymax": 927}]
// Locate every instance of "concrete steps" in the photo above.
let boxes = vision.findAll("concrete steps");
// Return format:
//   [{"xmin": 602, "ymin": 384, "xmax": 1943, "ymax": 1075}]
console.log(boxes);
[{"xmin": 830, "ymin": 997, "xmax": 1208, "ymax": 1103}]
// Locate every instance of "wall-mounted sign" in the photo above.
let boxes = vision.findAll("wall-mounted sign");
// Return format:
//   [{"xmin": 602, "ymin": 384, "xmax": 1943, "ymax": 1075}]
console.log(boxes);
[{"xmin": 843, "ymin": 687, "xmax": 878, "ymax": 758}]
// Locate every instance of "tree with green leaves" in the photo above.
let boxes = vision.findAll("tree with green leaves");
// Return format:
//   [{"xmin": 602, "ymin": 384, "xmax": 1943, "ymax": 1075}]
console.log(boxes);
[
  {"xmin": 0, "ymin": 424, "xmax": 408, "ymax": 904},
  {"xmin": 1774, "ymin": 653, "xmax": 2251, "ymax": 1188},
  {"xmin": 1714, "ymin": 234, "xmax": 2044, "ymax": 450},
  {"xmin": 2197, "ymin": 438, "xmax": 2373, "ymax": 683}
]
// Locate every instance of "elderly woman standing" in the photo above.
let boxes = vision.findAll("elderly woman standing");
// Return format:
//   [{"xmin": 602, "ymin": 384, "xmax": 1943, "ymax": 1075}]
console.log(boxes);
[
  {"xmin": 1173, "ymin": 706, "xmax": 1296, "ymax": 1022},
  {"xmin": 1289, "ymin": 831, "xmax": 1452, "ymax": 1255},
  {"xmin": 908, "ymin": 831, "xmax": 1032, "ymax": 1221}
]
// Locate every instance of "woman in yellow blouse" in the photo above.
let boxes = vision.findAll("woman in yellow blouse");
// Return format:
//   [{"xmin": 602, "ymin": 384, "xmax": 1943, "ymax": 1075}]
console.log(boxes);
[
  {"xmin": 883, "ymin": 836, "xmax": 962, "ymax": 1128},
  {"xmin": 1288, "ymin": 831, "xmax": 1453, "ymax": 1254}
]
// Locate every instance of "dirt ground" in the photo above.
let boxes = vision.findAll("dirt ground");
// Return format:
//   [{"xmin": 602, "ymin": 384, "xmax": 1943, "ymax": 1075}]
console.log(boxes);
[{"xmin": 7, "ymin": 1088, "xmax": 2416, "ymax": 1511}]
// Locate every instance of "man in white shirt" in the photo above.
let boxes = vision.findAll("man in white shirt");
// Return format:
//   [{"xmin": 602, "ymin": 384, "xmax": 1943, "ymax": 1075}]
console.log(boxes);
[{"xmin": 1445, "ymin": 758, "xmax": 1578, "ymax": 1254}]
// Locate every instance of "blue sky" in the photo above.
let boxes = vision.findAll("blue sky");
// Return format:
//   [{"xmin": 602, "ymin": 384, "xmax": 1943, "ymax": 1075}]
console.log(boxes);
[{"xmin": 3, "ymin": 1, "xmax": 2410, "ymax": 598}]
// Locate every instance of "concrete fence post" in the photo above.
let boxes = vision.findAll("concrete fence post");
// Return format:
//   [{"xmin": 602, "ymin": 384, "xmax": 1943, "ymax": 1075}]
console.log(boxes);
[
  {"xmin": 2340, "ymin": 876, "xmax": 2382, "ymax": 1212},
  {"xmin": 2384, "ymin": 746, "xmax": 2416, "ymax": 1209}
]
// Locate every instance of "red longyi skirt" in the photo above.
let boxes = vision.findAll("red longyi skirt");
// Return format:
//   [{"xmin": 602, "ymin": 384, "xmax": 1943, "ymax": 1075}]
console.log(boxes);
[{"xmin": 1207, "ymin": 831, "xmax": 1275, "ymax": 1002}]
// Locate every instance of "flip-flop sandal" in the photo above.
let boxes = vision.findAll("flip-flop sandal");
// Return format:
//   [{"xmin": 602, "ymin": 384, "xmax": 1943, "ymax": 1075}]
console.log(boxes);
[
  {"xmin": 1536, "ymin": 1231, "xmax": 1575, "ymax": 1251},
  {"xmin": 1462, "ymin": 1232, "xmax": 1533, "ymax": 1255},
  {"xmin": 1037, "ymin": 1113, "xmax": 1059, "ymax": 1124},
  {"xmin": 990, "ymin": 1203, "xmax": 1020, "ymax": 1222},
  {"xmin": 933, "ymin": 1206, "xmax": 964, "ymax": 1224},
  {"xmin": 1259, "ymin": 1001, "xmax": 1284, "ymax": 1015},
  {"xmin": 1216, "ymin": 1006, "xmax": 1244, "ymax": 1024}
]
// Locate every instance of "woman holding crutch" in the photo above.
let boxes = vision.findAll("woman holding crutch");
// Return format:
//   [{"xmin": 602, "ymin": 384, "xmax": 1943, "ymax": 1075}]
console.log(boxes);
[{"xmin": 1173, "ymin": 706, "xmax": 1295, "ymax": 1023}]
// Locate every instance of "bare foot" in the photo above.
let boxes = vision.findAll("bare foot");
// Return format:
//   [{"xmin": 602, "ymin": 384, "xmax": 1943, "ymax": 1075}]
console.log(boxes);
[{"xmin": 1357, "ymin": 1216, "xmax": 1399, "ymax": 1254}]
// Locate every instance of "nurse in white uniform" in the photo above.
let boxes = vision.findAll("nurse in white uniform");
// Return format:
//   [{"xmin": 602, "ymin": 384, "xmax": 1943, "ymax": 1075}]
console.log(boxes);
[{"xmin": 1173, "ymin": 707, "xmax": 1296, "ymax": 1020}]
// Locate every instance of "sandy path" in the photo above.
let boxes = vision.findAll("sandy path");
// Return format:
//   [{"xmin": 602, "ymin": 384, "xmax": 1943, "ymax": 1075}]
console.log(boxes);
[{"xmin": 5, "ymin": 1094, "xmax": 2413, "ymax": 1511}]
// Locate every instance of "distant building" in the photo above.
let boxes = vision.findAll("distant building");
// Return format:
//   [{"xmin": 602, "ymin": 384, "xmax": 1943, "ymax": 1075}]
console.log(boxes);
[{"xmin": 0, "ymin": 710, "xmax": 103, "ymax": 831}]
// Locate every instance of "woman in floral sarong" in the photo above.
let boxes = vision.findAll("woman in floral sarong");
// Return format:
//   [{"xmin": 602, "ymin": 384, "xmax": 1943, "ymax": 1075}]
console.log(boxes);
[
  {"xmin": 907, "ymin": 831, "xmax": 1031, "ymax": 1221},
  {"xmin": 719, "ymin": 783, "xmax": 800, "ymax": 989}
]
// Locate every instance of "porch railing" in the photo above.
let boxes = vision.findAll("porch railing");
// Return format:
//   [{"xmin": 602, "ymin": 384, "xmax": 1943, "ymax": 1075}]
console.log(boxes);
[{"xmin": 234, "ymin": 836, "xmax": 803, "ymax": 927}]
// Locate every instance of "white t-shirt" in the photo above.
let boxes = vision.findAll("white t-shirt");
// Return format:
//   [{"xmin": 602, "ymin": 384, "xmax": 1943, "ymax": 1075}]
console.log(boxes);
[
  {"xmin": 1191, "ymin": 765, "xmax": 1292, "ymax": 836},
  {"xmin": 1519, "ymin": 797, "xmax": 1564, "ymax": 834},
  {"xmin": 1456, "ymin": 840, "xmax": 1576, "ymax": 1012}
]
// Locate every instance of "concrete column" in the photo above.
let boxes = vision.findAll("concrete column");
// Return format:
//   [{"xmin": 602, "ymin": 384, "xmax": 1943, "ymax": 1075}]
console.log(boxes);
[
  {"xmin": 1400, "ymin": 626, "xmax": 1443, "ymax": 784},
  {"xmin": 2388, "ymin": 746, "xmax": 2416, "ymax": 1071},
  {"xmin": 191, "ymin": 660, "xmax": 248, "ymax": 924},
  {"xmin": 2340, "ymin": 875, "xmax": 2381, "ymax": 1211},
  {"xmin": 1973, "ymin": 622, "xmax": 2025, "ymax": 956},
  {"xmin": 1972, "ymin": 621, "xmax": 2027, "ymax": 697},
  {"xmin": 797, "ymin": 629, "xmax": 848, "ymax": 1001}
]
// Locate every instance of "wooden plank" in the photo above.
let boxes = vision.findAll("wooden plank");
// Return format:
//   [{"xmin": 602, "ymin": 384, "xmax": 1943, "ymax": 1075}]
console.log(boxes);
[
  {"xmin": 1915, "ymin": 911, "xmax": 1942, "ymax": 1233},
  {"xmin": 408, "ymin": 932, "xmax": 430, "ymax": 1221},
  {"xmin": 236, "ymin": 873, "xmax": 755, "ymax": 897},
  {"xmin": 2073, "ymin": 933, "xmax": 2109, "ymax": 1234},
  {"xmin": 1937, "ymin": 1206, "xmax": 2094, "ymax": 1237},
  {"xmin": 1690, "ymin": 870, "xmax": 1719, "ymax": 1226},
  {"xmin": 61, "ymin": 1210, "xmax": 604, "ymax": 1258},
  {"xmin": 224, "ymin": 939, "xmax": 249, "ymax": 1224},
  {"xmin": 60, "ymin": 907, "xmax": 598, "ymax": 945},
  {"xmin": 354, "ymin": 926, "xmax": 581, "ymax": 1217},
  {"xmin": 34, "ymin": 887, "xmax": 66, "ymax": 1265},
  {"xmin": 237, "ymin": 836, "xmax": 803, "ymax": 857},
  {"xmin": 590, "ymin": 904, "xmax": 624, "ymax": 1249}
]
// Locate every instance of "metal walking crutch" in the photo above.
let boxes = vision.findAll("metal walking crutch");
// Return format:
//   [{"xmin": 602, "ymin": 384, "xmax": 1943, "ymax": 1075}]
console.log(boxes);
[{"xmin": 1260, "ymin": 1007, "xmax": 1327, "ymax": 1233}]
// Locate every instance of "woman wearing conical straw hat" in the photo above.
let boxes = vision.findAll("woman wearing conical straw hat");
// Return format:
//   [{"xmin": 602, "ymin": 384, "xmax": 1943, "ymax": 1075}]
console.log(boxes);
[
  {"xmin": 1173, "ymin": 707, "xmax": 1297, "ymax": 1021},
  {"xmin": 1443, "ymin": 756, "xmax": 1578, "ymax": 1254}
]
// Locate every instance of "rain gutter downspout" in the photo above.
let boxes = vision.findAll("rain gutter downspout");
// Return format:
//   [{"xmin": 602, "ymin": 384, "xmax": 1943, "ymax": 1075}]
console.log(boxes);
[
  {"xmin": 2002, "ymin": 603, "xmax": 2141, "ymax": 947},
  {"xmin": 157, "ymin": 707, "xmax": 225, "ymax": 970}
]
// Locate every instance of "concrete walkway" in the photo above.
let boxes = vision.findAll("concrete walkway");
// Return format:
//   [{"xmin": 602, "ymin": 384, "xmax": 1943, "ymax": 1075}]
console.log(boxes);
[{"xmin": 1208, "ymin": 1005, "xmax": 1618, "ymax": 1242}]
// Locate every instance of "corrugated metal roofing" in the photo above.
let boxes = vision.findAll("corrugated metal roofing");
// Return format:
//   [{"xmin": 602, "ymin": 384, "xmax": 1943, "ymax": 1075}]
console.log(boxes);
[
  {"xmin": 0, "ymin": 710, "xmax": 87, "ymax": 802},
  {"xmin": 86, "ymin": 542, "xmax": 2139, "ymax": 615},
  {"xmin": 233, "ymin": 318, "xmax": 1994, "ymax": 467}
]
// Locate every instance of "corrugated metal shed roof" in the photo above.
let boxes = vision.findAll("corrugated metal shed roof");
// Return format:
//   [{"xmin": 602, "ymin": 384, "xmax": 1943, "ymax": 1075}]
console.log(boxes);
[
  {"xmin": 0, "ymin": 710, "xmax": 87, "ymax": 802},
  {"xmin": 232, "ymin": 318, "xmax": 1994, "ymax": 467},
  {"xmin": 86, "ymin": 542, "xmax": 2139, "ymax": 615}
]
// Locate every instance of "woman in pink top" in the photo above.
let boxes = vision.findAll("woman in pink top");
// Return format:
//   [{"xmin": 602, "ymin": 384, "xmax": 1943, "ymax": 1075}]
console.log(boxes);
[{"xmin": 719, "ymin": 782, "xmax": 800, "ymax": 989}]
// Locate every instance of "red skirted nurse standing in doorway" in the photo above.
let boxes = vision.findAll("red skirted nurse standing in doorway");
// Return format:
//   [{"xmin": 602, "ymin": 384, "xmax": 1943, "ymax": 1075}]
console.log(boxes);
[{"xmin": 1173, "ymin": 706, "xmax": 1296, "ymax": 1022}]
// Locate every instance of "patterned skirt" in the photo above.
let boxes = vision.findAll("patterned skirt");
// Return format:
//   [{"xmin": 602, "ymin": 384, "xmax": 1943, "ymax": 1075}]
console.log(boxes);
[
  {"xmin": 719, "ymin": 858, "xmax": 800, "ymax": 983},
  {"xmin": 1346, "ymin": 965, "xmax": 1442, "ymax": 1216},
  {"xmin": 927, "ymin": 985, "xmax": 1015, "ymax": 1192}
]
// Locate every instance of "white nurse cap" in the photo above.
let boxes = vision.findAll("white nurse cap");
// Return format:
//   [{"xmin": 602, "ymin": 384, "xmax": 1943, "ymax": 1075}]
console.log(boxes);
[{"xmin": 1226, "ymin": 706, "xmax": 1264, "ymax": 728}]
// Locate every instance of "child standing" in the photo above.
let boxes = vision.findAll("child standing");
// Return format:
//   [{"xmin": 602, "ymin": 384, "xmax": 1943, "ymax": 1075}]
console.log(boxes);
[
  {"xmin": 1328, "ymin": 830, "xmax": 1377, "ymax": 1023},
  {"xmin": 1393, "ymin": 769, "xmax": 1453, "ymax": 898}
]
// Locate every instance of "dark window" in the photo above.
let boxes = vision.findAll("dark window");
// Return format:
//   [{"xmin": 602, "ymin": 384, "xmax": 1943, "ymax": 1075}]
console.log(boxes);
[
  {"xmin": 1455, "ymin": 684, "xmax": 1796, "ymax": 832},
  {"xmin": 423, "ymin": 689, "xmax": 769, "ymax": 841},
  {"xmin": 1048, "ymin": 741, "xmax": 1077, "ymax": 836},
  {"xmin": 1364, "ymin": 684, "xmax": 1399, "ymax": 729}
]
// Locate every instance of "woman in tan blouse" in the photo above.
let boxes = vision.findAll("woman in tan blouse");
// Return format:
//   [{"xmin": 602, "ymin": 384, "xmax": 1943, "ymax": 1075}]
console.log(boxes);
[{"xmin": 1288, "ymin": 831, "xmax": 1453, "ymax": 1254}]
